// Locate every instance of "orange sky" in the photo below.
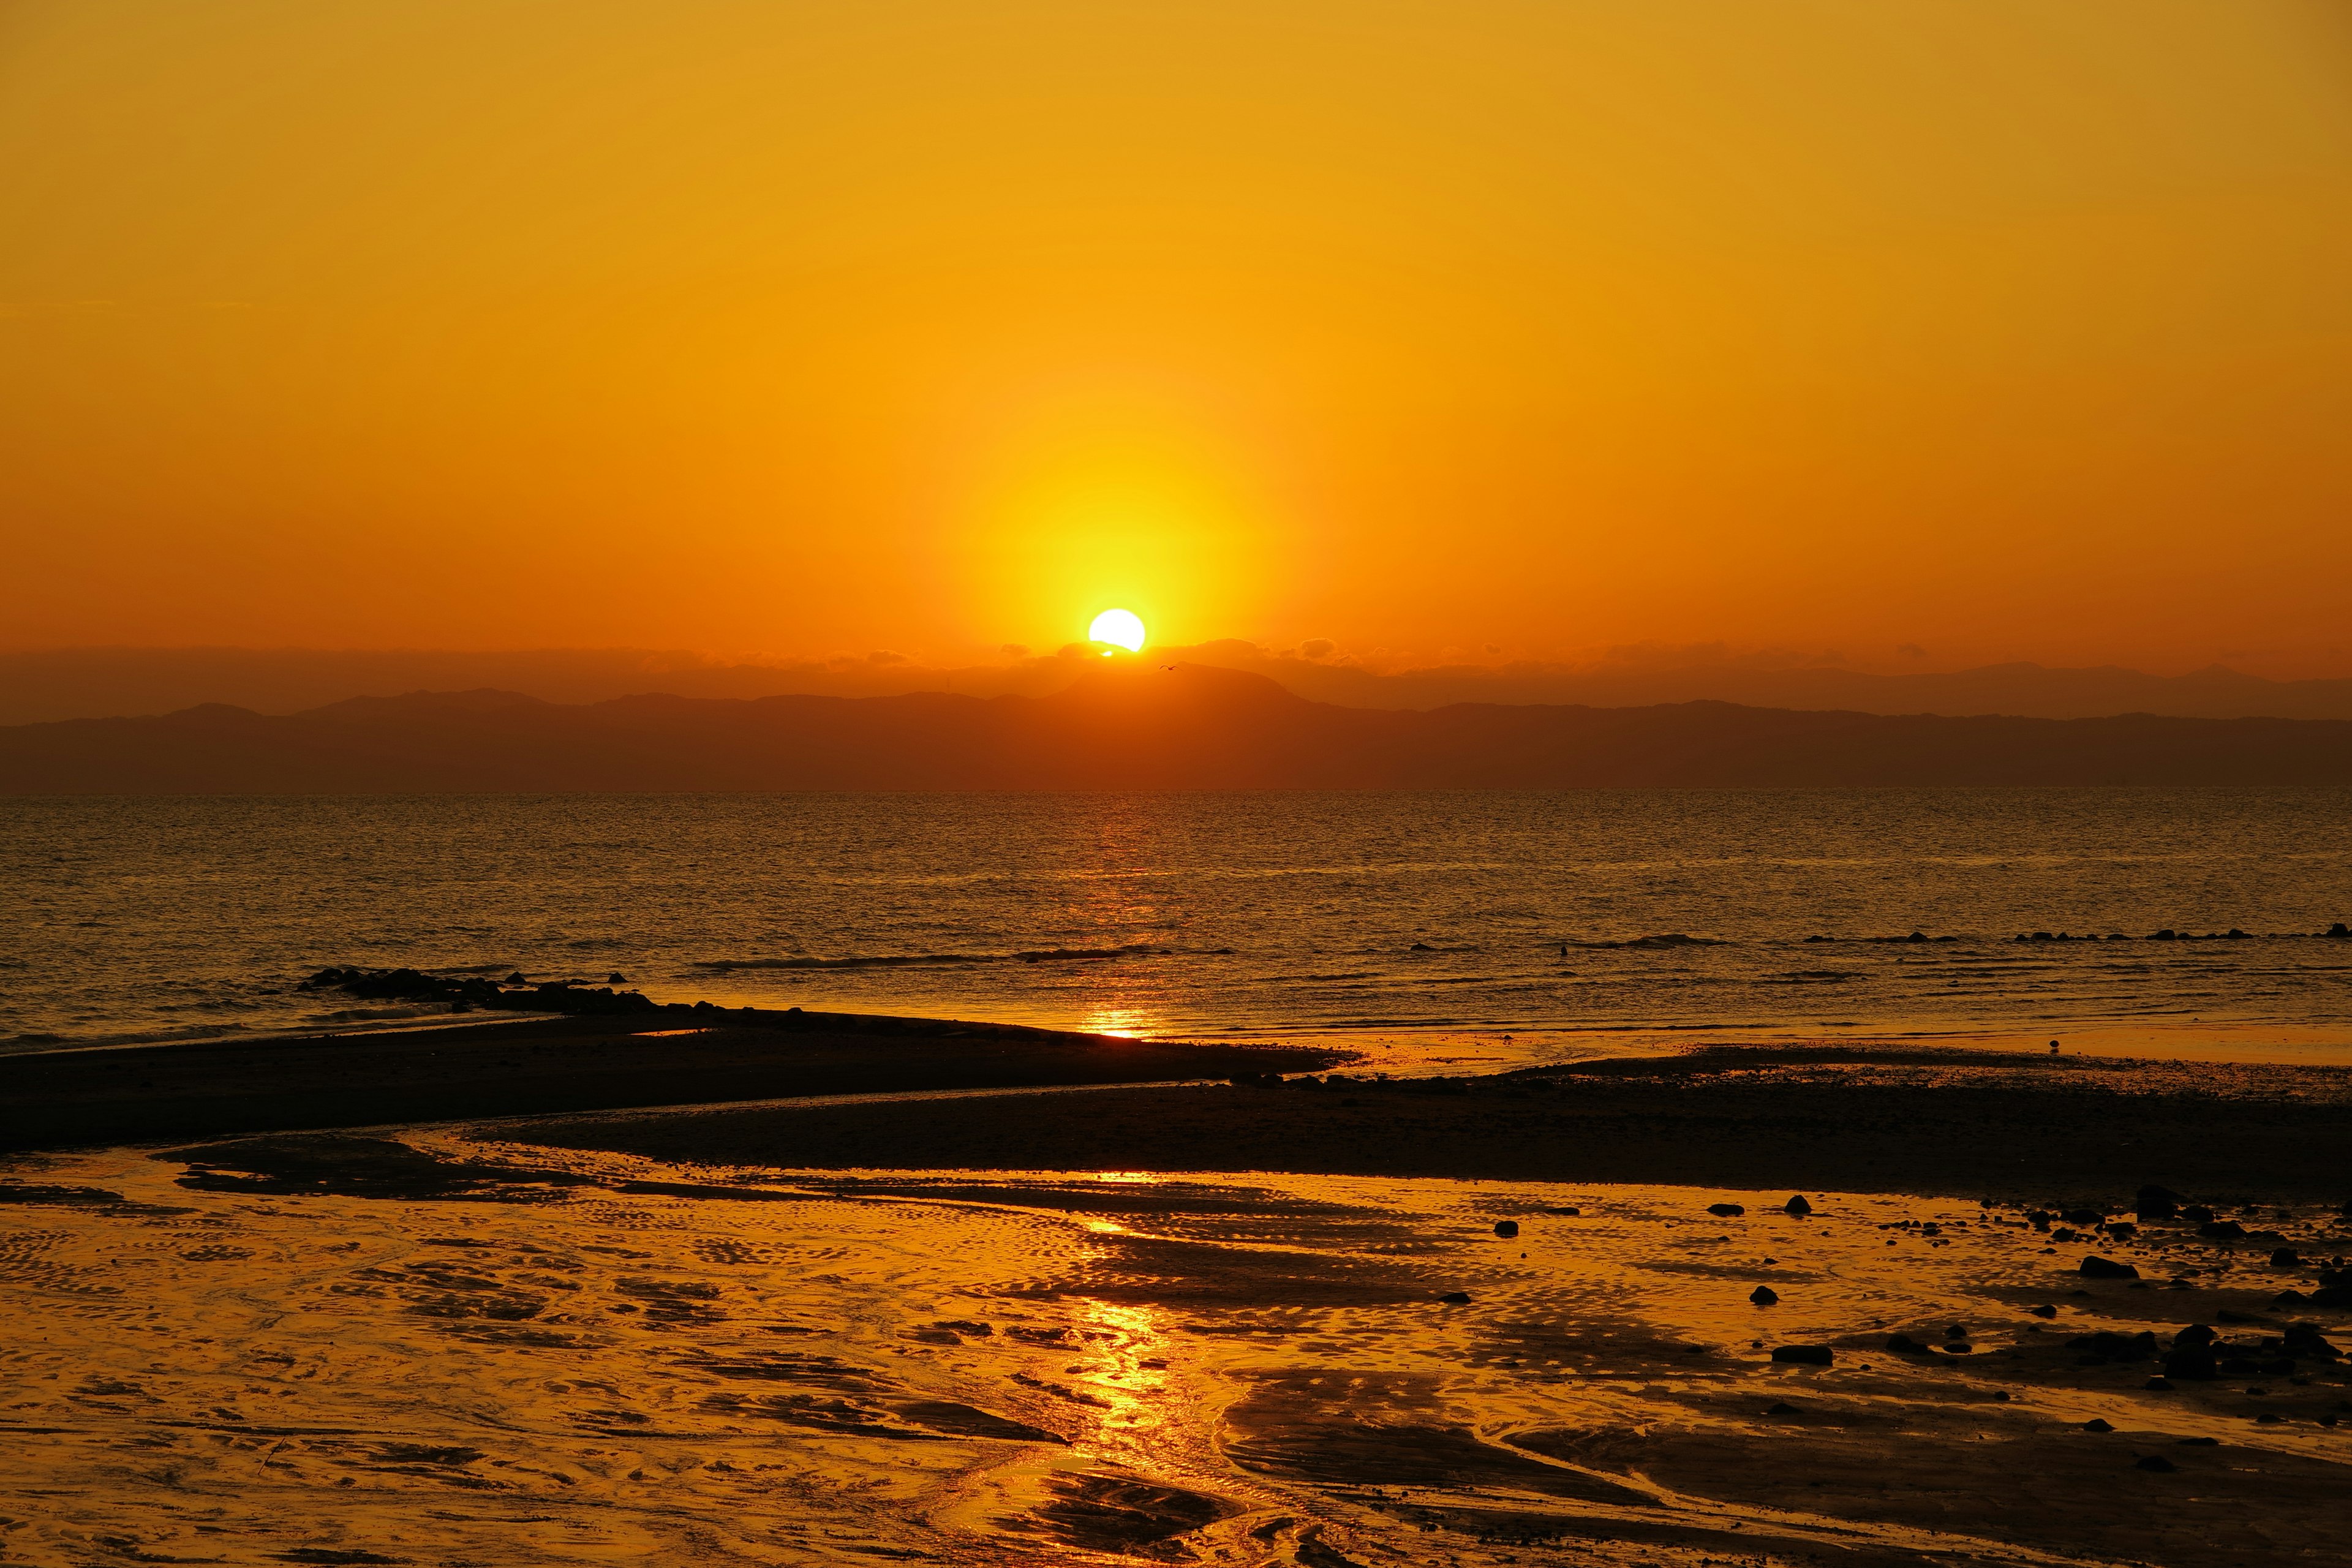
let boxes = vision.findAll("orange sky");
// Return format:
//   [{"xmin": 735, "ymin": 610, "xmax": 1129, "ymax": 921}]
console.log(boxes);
[{"xmin": 4, "ymin": 2, "xmax": 2350, "ymax": 675}]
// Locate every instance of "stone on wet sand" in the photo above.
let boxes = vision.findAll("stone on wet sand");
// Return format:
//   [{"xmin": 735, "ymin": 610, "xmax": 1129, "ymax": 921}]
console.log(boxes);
[
  {"xmin": 1770, "ymin": 1344, "xmax": 1833, "ymax": 1365},
  {"xmin": 1707, "ymin": 1202, "xmax": 1746, "ymax": 1217},
  {"xmin": 1750, "ymin": 1286, "xmax": 1779, "ymax": 1306},
  {"xmin": 1784, "ymin": 1194, "xmax": 1813, "ymax": 1216},
  {"xmin": 2080, "ymin": 1256, "xmax": 2140, "ymax": 1280},
  {"xmin": 1492, "ymin": 1219, "xmax": 1520, "ymax": 1239}
]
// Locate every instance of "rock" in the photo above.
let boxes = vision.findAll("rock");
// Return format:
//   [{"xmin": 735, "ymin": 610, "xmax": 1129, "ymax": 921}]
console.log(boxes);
[
  {"xmin": 1493, "ymin": 1221, "xmax": 1520, "ymax": 1240},
  {"xmin": 2327, "ymin": 923, "xmax": 2350, "ymax": 940},
  {"xmin": 1885, "ymin": 1333, "xmax": 1929, "ymax": 1354},
  {"xmin": 2200, "ymin": 1219, "xmax": 2247, "ymax": 1240},
  {"xmin": 2136, "ymin": 1455, "xmax": 2177, "ymax": 1472},
  {"xmin": 1438, "ymin": 1291, "xmax": 1471, "ymax": 1305},
  {"xmin": 2144, "ymin": 1377, "xmax": 2174, "ymax": 1390},
  {"xmin": 1765, "ymin": 1400, "xmax": 1800, "ymax": 1415},
  {"xmin": 505, "ymin": 971, "xmax": 527, "ymax": 984},
  {"xmin": 1545, "ymin": 1207, "xmax": 1581, "ymax": 1216},
  {"xmin": 2173, "ymin": 1324, "xmax": 2217, "ymax": 1348},
  {"xmin": 2028, "ymin": 1304, "xmax": 2057, "ymax": 1318},
  {"xmin": 2026, "ymin": 1209, "xmax": 2052, "ymax": 1229},
  {"xmin": 1707, "ymin": 1203, "xmax": 1746, "ymax": 1217},
  {"xmin": 2135, "ymin": 1185, "xmax": 2184, "ymax": 1220},
  {"xmin": 2104, "ymin": 1222, "xmax": 2137, "ymax": 1240},
  {"xmin": 606, "ymin": 972, "xmax": 627, "ymax": 984},
  {"xmin": 2178, "ymin": 1205, "xmax": 2215, "ymax": 1223},
  {"xmin": 1750, "ymin": 1286, "xmax": 1780, "ymax": 1305},
  {"xmin": 2283, "ymin": 1324, "xmax": 2342, "ymax": 1360},
  {"xmin": 2269, "ymin": 1247, "xmax": 2301, "ymax": 1267},
  {"xmin": 1945, "ymin": 1323, "xmax": 1967, "ymax": 1339},
  {"xmin": 1784, "ymin": 1195, "xmax": 1813, "ymax": 1216},
  {"xmin": 1770, "ymin": 1345, "xmax": 1833, "ymax": 1366},
  {"xmin": 2080, "ymin": 1257, "xmax": 2140, "ymax": 1280},
  {"xmin": 2162, "ymin": 1345, "xmax": 2218, "ymax": 1381},
  {"xmin": 2177, "ymin": 1436, "xmax": 2218, "ymax": 1446},
  {"xmin": 2061, "ymin": 1208, "xmax": 2105, "ymax": 1226},
  {"xmin": 2082, "ymin": 1418, "xmax": 2114, "ymax": 1433}
]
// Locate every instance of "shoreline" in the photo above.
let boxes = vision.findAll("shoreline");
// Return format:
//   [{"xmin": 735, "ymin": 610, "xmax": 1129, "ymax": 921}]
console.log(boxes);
[
  {"xmin": 0, "ymin": 1005, "xmax": 1350, "ymax": 1153},
  {"xmin": 7, "ymin": 992, "xmax": 2348, "ymax": 1212},
  {"xmin": 494, "ymin": 1044, "xmax": 2352, "ymax": 1207}
]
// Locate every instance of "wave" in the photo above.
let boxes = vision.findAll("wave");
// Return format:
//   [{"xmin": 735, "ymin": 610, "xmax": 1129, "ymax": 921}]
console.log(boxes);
[
  {"xmin": 1, "ymin": 1020, "xmax": 255, "ymax": 1057},
  {"xmin": 694, "ymin": 944, "xmax": 1167, "ymax": 972}
]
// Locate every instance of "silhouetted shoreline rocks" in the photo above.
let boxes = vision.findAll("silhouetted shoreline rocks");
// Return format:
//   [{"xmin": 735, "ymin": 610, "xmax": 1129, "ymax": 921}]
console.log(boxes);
[{"xmin": 300, "ymin": 965, "xmax": 662, "ymax": 1018}]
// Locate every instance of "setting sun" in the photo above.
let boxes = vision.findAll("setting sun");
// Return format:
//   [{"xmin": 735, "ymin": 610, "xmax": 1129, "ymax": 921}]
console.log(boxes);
[{"xmin": 1088, "ymin": 609, "xmax": 1147, "ymax": 653}]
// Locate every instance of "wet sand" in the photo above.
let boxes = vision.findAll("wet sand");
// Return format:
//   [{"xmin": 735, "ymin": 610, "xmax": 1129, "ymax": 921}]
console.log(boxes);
[
  {"xmin": 514, "ymin": 1046, "xmax": 2352, "ymax": 1207},
  {"xmin": 1, "ymin": 1131, "xmax": 2346, "ymax": 1567},
  {"xmin": 5, "ymin": 1030, "xmax": 2350, "ymax": 1564},
  {"xmin": 0, "ymin": 1009, "xmax": 1348, "ymax": 1152}
]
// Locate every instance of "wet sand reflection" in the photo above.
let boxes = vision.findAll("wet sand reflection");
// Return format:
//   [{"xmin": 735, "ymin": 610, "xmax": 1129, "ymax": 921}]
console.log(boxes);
[{"xmin": 0, "ymin": 1137, "xmax": 2345, "ymax": 1566}]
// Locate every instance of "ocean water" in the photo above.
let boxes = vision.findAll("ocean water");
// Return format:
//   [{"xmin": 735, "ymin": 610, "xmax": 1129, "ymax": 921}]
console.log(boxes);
[{"xmin": 6, "ymin": 790, "xmax": 2351, "ymax": 1065}]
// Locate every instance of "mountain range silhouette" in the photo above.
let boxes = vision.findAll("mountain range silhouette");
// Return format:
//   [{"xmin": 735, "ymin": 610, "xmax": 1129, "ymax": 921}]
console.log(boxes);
[{"xmin": 9, "ymin": 663, "xmax": 2352, "ymax": 791}]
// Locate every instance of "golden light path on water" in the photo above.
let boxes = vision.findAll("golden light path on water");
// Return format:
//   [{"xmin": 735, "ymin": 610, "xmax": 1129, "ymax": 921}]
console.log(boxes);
[{"xmin": 2, "ymin": 1131, "xmax": 2347, "ymax": 1566}]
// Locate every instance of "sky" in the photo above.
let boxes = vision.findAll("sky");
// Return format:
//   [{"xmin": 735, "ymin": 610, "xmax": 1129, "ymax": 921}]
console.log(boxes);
[{"xmin": 4, "ymin": 2, "xmax": 2351, "ymax": 676}]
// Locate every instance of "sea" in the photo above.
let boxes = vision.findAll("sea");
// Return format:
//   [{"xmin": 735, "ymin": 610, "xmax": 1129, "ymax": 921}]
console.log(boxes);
[{"xmin": 6, "ymin": 789, "xmax": 2352, "ymax": 1068}]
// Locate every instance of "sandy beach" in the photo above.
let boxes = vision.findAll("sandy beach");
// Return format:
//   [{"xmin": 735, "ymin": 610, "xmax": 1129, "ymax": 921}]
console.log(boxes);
[{"xmin": 3, "ymin": 1016, "xmax": 2348, "ymax": 1566}]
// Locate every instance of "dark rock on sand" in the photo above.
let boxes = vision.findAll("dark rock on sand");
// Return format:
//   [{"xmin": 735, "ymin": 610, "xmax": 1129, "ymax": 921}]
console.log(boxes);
[
  {"xmin": 2163, "ymin": 1345, "xmax": 2218, "ymax": 1381},
  {"xmin": 1885, "ymin": 1333, "xmax": 1929, "ymax": 1354},
  {"xmin": 2137, "ymin": 1455, "xmax": 2178, "ymax": 1472},
  {"xmin": 2283, "ymin": 1324, "xmax": 2340, "ymax": 1359},
  {"xmin": 2061, "ymin": 1208, "xmax": 2106, "ymax": 1226},
  {"xmin": 1493, "ymin": 1220, "xmax": 1520, "ymax": 1239},
  {"xmin": 2269, "ymin": 1248, "xmax": 2301, "ymax": 1267},
  {"xmin": 1750, "ymin": 1286, "xmax": 1780, "ymax": 1305},
  {"xmin": 1765, "ymin": 1401, "xmax": 1800, "ymax": 1415},
  {"xmin": 2136, "ymin": 1185, "xmax": 2184, "ymax": 1219},
  {"xmin": 2199, "ymin": 1219, "xmax": 2245, "ymax": 1240},
  {"xmin": 1770, "ymin": 1345, "xmax": 1833, "ymax": 1365},
  {"xmin": 1784, "ymin": 1194, "xmax": 1812, "ymax": 1216},
  {"xmin": 1439, "ymin": 1291, "xmax": 1472, "ymax": 1305},
  {"xmin": 2081, "ymin": 1256, "xmax": 2141, "ymax": 1280},
  {"xmin": 1707, "ymin": 1202, "xmax": 1746, "ymax": 1217},
  {"xmin": 2084, "ymin": 1419, "xmax": 2114, "ymax": 1433},
  {"xmin": 2028, "ymin": 1303, "xmax": 2058, "ymax": 1317}
]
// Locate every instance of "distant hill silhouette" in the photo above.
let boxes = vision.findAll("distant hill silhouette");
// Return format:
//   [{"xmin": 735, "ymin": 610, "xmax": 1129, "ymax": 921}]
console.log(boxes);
[
  {"xmin": 8, "ymin": 664, "xmax": 2352, "ymax": 792},
  {"xmin": 12, "ymin": 644, "xmax": 2352, "ymax": 725}
]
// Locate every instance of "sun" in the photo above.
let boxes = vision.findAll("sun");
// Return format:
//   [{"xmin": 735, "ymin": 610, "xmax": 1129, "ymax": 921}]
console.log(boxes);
[{"xmin": 1088, "ymin": 608, "xmax": 1147, "ymax": 653}]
